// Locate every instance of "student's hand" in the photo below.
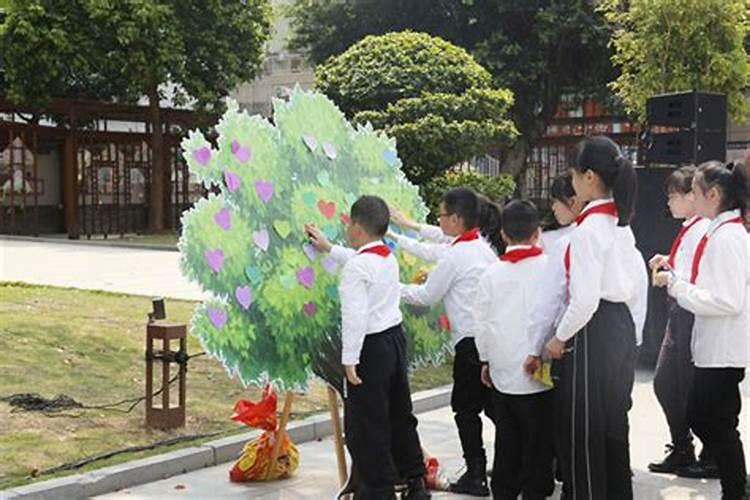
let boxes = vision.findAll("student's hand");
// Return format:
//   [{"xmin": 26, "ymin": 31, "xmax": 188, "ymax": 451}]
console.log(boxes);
[
  {"xmin": 480, "ymin": 364, "xmax": 493, "ymax": 388},
  {"xmin": 652, "ymin": 270, "xmax": 671, "ymax": 288},
  {"xmin": 524, "ymin": 355, "xmax": 542, "ymax": 377},
  {"xmin": 649, "ymin": 254, "xmax": 668, "ymax": 271},
  {"xmin": 345, "ymin": 365, "xmax": 363, "ymax": 386},
  {"xmin": 304, "ymin": 223, "xmax": 333, "ymax": 253},
  {"xmin": 390, "ymin": 207, "xmax": 419, "ymax": 230},
  {"xmin": 544, "ymin": 337, "xmax": 566, "ymax": 360}
]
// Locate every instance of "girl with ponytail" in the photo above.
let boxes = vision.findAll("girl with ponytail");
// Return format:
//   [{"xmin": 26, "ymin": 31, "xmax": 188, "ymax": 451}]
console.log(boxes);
[
  {"xmin": 653, "ymin": 161, "xmax": 749, "ymax": 499},
  {"xmin": 543, "ymin": 135, "xmax": 648, "ymax": 499}
]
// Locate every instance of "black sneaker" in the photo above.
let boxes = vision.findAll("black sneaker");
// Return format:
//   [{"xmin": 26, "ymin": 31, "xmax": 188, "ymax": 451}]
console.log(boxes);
[
  {"xmin": 402, "ymin": 477, "xmax": 431, "ymax": 500},
  {"xmin": 648, "ymin": 444, "xmax": 697, "ymax": 474},
  {"xmin": 675, "ymin": 459, "xmax": 720, "ymax": 479},
  {"xmin": 449, "ymin": 470, "xmax": 490, "ymax": 497}
]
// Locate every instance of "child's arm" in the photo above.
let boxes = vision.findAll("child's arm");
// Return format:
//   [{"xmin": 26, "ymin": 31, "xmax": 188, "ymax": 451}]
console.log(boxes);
[
  {"xmin": 388, "ymin": 231, "xmax": 447, "ymax": 263},
  {"xmin": 390, "ymin": 208, "xmax": 451, "ymax": 243},
  {"xmin": 400, "ymin": 255, "xmax": 456, "ymax": 307},
  {"xmin": 528, "ymin": 245, "xmax": 567, "ymax": 356},
  {"xmin": 473, "ymin": 272, "xmax": 493, "ymax": 363},
  {"xmin": 305, "ymin": 223, "xmax": 355, "ymax": 263},
  {"xmin": 339, "ymin": 260, "xmax": 370, "ymax": 383}
]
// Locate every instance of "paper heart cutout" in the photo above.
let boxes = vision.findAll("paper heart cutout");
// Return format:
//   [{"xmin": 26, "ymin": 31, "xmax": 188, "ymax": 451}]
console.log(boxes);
[
  {"xmin": 382, "ymin": 149, "xmax": 398, "ymax": 166},
  {"xmin": 214, "ymin": 207, "xmax": 231, "ymax": 231},
  {"xmin": 402, "ymin": 252, "xmax": 417, "ymax": 266},
  {"xmin": 340, "ymin": 213, "xmax": 351, "ymax": 225},
  {"xmin": 255, "ymin": 180, "xmax": 274, "ymax": 203},
  {"xmin": 303, "ymin": 302, "xmax": 317, "ymax": 316},
  {"xmin": 323, "ymin": 143, "xmax": 337, "ymax": 160},
  {"xmin": 303, "ymin": 243, "xmax": 319, "ymax": 261},
  {"xmin": 245, "ymin": 265, "xmax": 262, "ymax": 284},
  {"xmin": 280, "ymin": 273, "xmax": 295, "ymax": 289},
  {"xmin": 325, "ymin": 284, "xmax": 338, "ymax": 300},
  {"xmin": 208, "ymin": 307, "xmax": 227, "ymax": 329},
  {"xmin": 231, "ymin": 140, "xmax": 252, "ymax": 163},
  {"xmin": 302, "ymin": 134, "xmax": 318, "ymax": 152},
  {"xmin": 322, "ymin": 224, "xmax": 338, "ymax": 241},
  {"xmin": 224, "ymin": 170, "xmax": 241, "ymax": 193},
  {"xmin": 318, "ymin": 199, "xmax": 336, "ymax": 219},
  {"xmin": 253, "ymin": 228, "xmax": 270, "ymax": 252},
  {"xmin": 317, "ymin": 171, "xmax": 331, "ymax": 186},
  {"xmin": 235, "ymin": 286, "xmax": 253, "ymax": 310},
  {"xmin": 438, "ymin": 314, "xmax": 451, "ymax": 332},
  {"xmin": 297, "ymin": 266, "xmax": 315, "ymax": 289},
  {"xmin": 302, "ymin": 192, "xmax": 317, "ymax": 207},
  {"xmin": 193, "ymin": 147, "xmax": 211, "ymax": 166},
  {"xmin": 273, "ymin": 220, "xmax": 291, "ymax": 239},
  {"xmin": 205, "ymin": 248, "xmax": 224, "ymax": 273},
  {"xmin": 321, "ymin": 255, "xmax": 339, "ymax": 275}
]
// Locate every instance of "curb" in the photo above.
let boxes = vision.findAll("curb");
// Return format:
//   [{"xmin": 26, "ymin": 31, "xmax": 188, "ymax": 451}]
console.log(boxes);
[
  {"xmin": 0, "ymin": 235, "xmax": 178, "ymax": 253},
  {"xmin": 0, "ymin": 385, "xmax": 451, "ymax": 500}
]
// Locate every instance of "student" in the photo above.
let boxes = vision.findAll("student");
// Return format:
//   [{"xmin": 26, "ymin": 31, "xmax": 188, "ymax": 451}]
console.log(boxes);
[
  {"xmin": 400, "ymin": 187, "xmax": 498, "ymax": 496},
  {"xmin": 474, "ymin": 199, "xmax": 555, "ymax": 500},
  {"xmin": 653, "ymin": 161, "xmax": 749, "ymax": 500},
  {"xmin": 305, "ymin": 195, "xmax": 430, "ymax": 500},
  {"xmin": 540, "ymin": 172, "xmax": 581, "ymax": 252},
  {"xmin": 544, "ymin": 136, "xmax": 648, "ymax": 500},
  {"xmin": 647, "ymin": 166, "xmax": 714, "ymax": 477}
]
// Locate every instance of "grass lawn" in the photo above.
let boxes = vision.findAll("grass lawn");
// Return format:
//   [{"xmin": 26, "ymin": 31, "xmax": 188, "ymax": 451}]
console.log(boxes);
[{"xmin": 0, "ymin": 283, "xmax": 452, "ymax": 489}]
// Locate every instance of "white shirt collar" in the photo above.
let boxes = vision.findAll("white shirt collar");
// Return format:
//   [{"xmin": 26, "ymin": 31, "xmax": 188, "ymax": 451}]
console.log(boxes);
[
  {"xmin": 357, "ymin": 240, "xmax": 385, "ymax": 253},
  {"xmin": 579, "ymin": 198, "xmax": 615, "ymax": 218}
]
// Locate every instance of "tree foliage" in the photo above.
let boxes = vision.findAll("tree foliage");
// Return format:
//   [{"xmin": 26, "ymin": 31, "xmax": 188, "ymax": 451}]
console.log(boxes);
[{"xmin": 421, "ymin": 170, "xmax": 515, "ymax": 224}]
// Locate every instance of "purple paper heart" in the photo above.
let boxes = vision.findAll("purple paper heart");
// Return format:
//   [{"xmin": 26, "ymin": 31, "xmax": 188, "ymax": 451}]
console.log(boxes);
[
  {"xmin": 224, "ymin": 170, "xmax": 241, "ymax": 193},
  {"xmin": 235, "ymin": 286, "xmax": 253, "ymax": 310},
  {"xmin": 208, "ymin": 307, "xmax": 227, "ymax": 329},
  {"xmin": 302, "ymin": 243, "xmax": 319, "ymax": 261},
  {"xmin": 255, "ymin": 180, "xmax": 274, "ymax": 203},
  {"xmin": 205, "ymin": 248, "xmax": 224, "ymax": 273},
  {"xmin": 192, "ymin": 146, "xmax": 211, "ymax": 166},
  {"xmin": 303, "ymin": 302, "xmax": 317, "ymax": 317},
  {"xmin": 214, "ymin": 207, "xmax": 231, "ymax": 231},
  {"xmin": 302, "ymin": 134, "xmax": 318, "ymax": 152},
  {"xmin": 231, "ymin": 140, "xmax": 252, "ymax": 163},
  {"xmin": 323, "ymin": 142, "xmax": 337, "ymax": 160},
  {"xmin": 253, "ymin": 229, "xmax": 270, "ymax": 252},
  {"xmin": 321, "ymin": 255, "xmax": 339, "ymax": 275},
  {"xmin": 297, "ymin": 266, "xmax": 315, "ymax": 289}
]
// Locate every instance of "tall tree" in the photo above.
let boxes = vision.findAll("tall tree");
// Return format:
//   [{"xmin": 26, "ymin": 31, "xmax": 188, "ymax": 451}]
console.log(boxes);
[
  {"xmin": 287, "ymin": 0, "xmax": 616, "ymax": 176},
  {"xmin": 600, "ymin": 0, "xmax": 750, "ymax": 123},
  {"xmin": 0, "ymin": 0, "xmax": 272, "ymax": 231}
]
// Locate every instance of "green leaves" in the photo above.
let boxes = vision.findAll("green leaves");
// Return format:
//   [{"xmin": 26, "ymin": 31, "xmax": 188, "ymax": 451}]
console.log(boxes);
[{"xmin": 421, "ymin": 170, "xmax": 516, "ymax": 224}]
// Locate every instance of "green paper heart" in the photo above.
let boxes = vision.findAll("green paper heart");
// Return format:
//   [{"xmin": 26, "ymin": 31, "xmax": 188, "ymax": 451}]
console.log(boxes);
[
  {"xmin": 317, "ymin": 171, "xmax": 331, "ymax": 186},
  {"xmin": 344, "ymin": 192, "xmax": 358, "ymax": 207},
  {"xmin": 280, "ymin": 273, "xmax": 295, "ymax": 289},
  {"xmin": 302, "ymin": 191, "xmax": 317, "ymax": 207},
  {"xmin": 273, "ymin": 220, "xmax": 291, "ymax": 239},
  {"xmin": 325, "ymin": 284, "xmax": 339, "ymax": 300},
  {"xmin": 322, "ymin": 224, "xmax": 338, "ymax": 241},
  {"xmin": 245, "ymin": 265, "xmax": 262, "ymax": 285}
]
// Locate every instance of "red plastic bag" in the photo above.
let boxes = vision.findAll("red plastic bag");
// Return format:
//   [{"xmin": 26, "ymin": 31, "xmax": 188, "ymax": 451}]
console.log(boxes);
[{"xmin": 231, "ymin": 384, "xmax": 277, "ymax": 431}]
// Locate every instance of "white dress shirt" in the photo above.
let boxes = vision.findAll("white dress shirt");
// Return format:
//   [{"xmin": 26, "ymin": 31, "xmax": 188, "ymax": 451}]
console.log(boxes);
[
  {"xmin": 671, "ymin": 216, "xmax": 710, "ymax": 280},
  {"xmin": 475, "ymin": 246, "xmax": 550, "ymax": 395},
  {"xmin": 390, "ymin": 224, "xmax": 449, "ymax": 263},
  {"xmin": 400, "ymin": 233, "xmax": 497, "ymax": 346},
  {"xmin": 331, "ymin": 241, "xmax": 403, "ymax": 365},
  {"xmin": 555, "ymin": 199, "xmax": 649, "ymax": 345},
  {"xmin": 668, "ymin": 210, "xmax": 748, "ymax": 368},
  {"xmin": 540, "ymin": 225, "xmax": 574, "ymax": 253}
]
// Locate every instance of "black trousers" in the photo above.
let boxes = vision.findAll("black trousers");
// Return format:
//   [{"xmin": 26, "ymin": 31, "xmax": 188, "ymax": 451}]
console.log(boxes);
[
  {"xmin": 344, "ymin": 325, "xmax": 425, "ymax": 494},
  {"xmin": 653, "ymin": 301, "xmax": 696, "ymax": 450},
  {"xmin": 688, "ymin": 367, "xmax": 747, "ymax": 499},
  {"xmin": 452, "ymin": 337, "xmax": 492, "ymax": 462},
  {"xmin": 554, "ymin": 300, "xmax": 636, "ymax": 500},
  {"xmin": 491, "ymin": 389, "xmax": 555, "ymax": 500}
]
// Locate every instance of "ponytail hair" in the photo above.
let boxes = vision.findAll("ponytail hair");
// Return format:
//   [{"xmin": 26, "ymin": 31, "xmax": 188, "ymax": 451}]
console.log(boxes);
[
  {"xmin": 477, "ymin": 195, "xmax": 504, "ymax": 254},
  {"xmin": 695, "ymin": 160, "xmax": 748, "ymax": 217},
  {"xmin": 573, "ymin": 135, "xmax": 637, "ymax": 226},
  {"xmin": 664, "ymin": 165, "xmax": 697, "ymax": 195}
]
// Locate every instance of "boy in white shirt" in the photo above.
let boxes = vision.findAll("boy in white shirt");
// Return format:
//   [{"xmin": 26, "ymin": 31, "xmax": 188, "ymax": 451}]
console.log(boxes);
[
  {"xmin": 474, "ymin": 200, "xmax": 554, "ymax": 500},
  {"xmin": 306, "ymin": 195, "xmax": 430, "ymax": 500}
]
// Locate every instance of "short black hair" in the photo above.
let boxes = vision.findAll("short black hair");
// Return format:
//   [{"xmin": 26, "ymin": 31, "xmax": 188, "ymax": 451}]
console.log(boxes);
[
  {"xmin": 550, "ymin": 172, "xmax": 575, "ymax": 203},
  {"xmin": 501, "ymin": 200, "xmax": 540, "ymax": 242},
  {"xmin": 442, "ymin": 187, "xmax": 479, "ymax": 228},
  {"xmin": 664, "ymin": 165, "xmax": 696, "ymax": 195},
  {"xmin": 350, "ymin": 195, "xmax": 390, "ymax": 237}
]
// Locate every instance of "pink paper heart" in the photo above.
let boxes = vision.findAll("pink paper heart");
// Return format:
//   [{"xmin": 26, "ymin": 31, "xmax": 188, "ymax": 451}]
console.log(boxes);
[
  {"xmin": 323, "ymin": 142, "xmax": 337, "ymax": 160},
  {"xmin": 303, "ymin": 302, "xmax": 317, "ymax": 316},
  {"xmin": 235, "ymin": 286, "xmax": 253, "ymax": 310},
  {"xmin": 321, "ymin": 255, "xmax": 339, "ymax": 275},
  {"xmin": 302, "ymin": 243, "xmax": 319, "ymax": 261},
  {"xmin": 192, "ymin": 147, "xmax": 211, "ymax": 166},
  {"xmin": 297, "ymin": 266, "xmax": 315, "ymax": 289},
  {"xmin": 205, "ymin": 248, "xmax": 224, "ymax": 273},
  {"xmin": 253, "ymin": 229, "xmax": 270, "ymax": 252},
  {"xmin": 214, "ymin": 207, "xmax": 231, "ymax": 231},
  {"xmin": 208, "ymin": 307, "xmax": 227, "ymax": 329},
  {"xmin": 255, "ymin": 180, "xmax": 274, "ymax": 203},
  {"xmin": 224, "ymin": 170, "xmax": 241, "ymax": 193},
  {"xmin": 231, "ymin": 140, "xmax": 252, "ymax": 163}
]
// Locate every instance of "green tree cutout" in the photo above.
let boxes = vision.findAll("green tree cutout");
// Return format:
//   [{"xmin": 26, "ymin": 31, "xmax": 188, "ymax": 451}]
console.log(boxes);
[{"xmin": 179, "ymin": 89, "xmax": 449, "ymax": 392}]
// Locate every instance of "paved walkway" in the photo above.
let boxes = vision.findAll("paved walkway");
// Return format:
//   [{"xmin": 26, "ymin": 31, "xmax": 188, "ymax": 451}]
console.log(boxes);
[
  {"xmin": 97, "ymin": 376, "xmax": 750, "ymax": 500},
  {"xmin": 0, "ymin": 238, "xmax": 202, "ymax": 300}
]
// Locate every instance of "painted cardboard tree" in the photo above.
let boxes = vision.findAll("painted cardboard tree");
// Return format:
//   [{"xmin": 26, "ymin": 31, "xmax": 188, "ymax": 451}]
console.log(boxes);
[{"xmin": 179, "ymin": 89, "xmax": 448, "ymax": 394}]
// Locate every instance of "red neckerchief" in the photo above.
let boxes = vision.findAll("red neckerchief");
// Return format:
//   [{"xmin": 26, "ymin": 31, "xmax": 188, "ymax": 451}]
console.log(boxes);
[
  {"xmin": 689, "ymin": 216, "xmax": 743, "ymax": 283},
  {"xmin": 667, "ymin": 217, "xmax": 703, "ymax": 269},
  {"xmin": 452, "ymin": 227, "xmax": 480, "ymax": 246},
  {"xmin": 500, "ymin": 246, "xmax": 543, "ymax": 263},
  {"xmin": 564, "ymin": 201, "xmax": 619, "ymax": 283},
  {"xmin": 358, "ymin": 244, "xmax": 391, "ymax": 257}
]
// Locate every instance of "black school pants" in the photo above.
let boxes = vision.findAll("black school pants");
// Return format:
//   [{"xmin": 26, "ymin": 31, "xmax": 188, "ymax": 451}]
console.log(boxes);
[
  {"xmin": 344, "ymin": 324, "xmax": 425, "ymax": 494},
  {"xmin": 554, "ymin": 300, "xmax": 636, "ymax": 500}
]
